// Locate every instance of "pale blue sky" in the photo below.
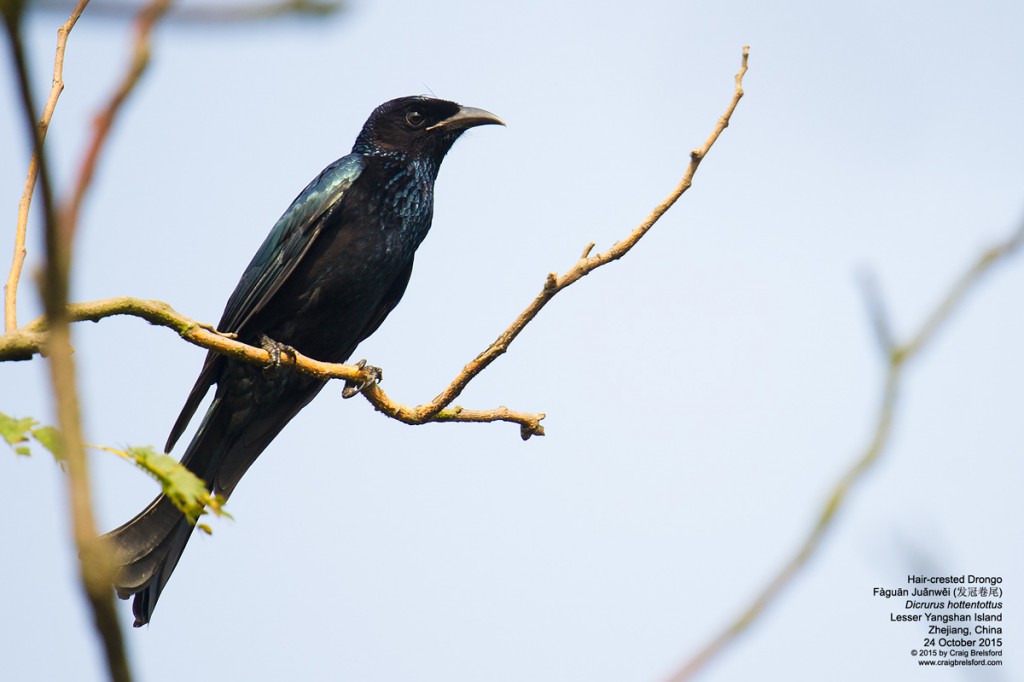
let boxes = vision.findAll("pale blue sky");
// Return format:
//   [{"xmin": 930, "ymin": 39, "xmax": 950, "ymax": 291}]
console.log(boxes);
[{"xmin": 2, "ymin": 2, "xmax": 1022, "ymax": 680}]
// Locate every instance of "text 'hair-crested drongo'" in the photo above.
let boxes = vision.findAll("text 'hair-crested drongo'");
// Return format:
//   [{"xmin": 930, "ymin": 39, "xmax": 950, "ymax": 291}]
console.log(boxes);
[{"xmin": 104, "ymin": 97, "xmax": 503, "ymax": 626}]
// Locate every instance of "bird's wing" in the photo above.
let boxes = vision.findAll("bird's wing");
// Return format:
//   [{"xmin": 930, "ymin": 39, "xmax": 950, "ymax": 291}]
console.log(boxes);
[
  {"xmin": 165, "ymin": 153, "xmax": 366, "ymax": 452},
  {"xmin": 218, "ymin": 153, "xmax": 366, "ymax": 333}
]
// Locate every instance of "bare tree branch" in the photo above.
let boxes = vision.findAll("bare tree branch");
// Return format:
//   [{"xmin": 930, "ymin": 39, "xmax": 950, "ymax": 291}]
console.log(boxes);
[
  {"xmin": 399, "ymin": 45, "xmax": 750, "ymax": 425},
  {"xmin": 0, "ymin": 47, "xmax": 749, "ymax": 442},
  {"xmin": 3, "ymin": 0, "xmax": 89, "ymax": 332},
  {"xmin": 666, "ymin": 220, "xmax": 1024, "ymax": 682},
  {"xmin": 0, "ymin": 296, "xmax": 547, "ymax": 437}
]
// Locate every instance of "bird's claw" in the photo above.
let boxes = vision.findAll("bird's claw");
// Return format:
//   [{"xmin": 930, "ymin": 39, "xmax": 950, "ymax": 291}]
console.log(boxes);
[
  {"xmin": 259, "ymin": 334, "xmax": 297, "ymax": 375},
  {"xmin": 342, "ymin": 359, "xmax": 382, "ymax": 398}
]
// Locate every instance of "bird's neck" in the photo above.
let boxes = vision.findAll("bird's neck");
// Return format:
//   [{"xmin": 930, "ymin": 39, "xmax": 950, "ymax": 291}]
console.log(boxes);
[
  {"xmin": 352, "ymin": 153, "xmax": 439, "ymax": 252},
  {"xmin": 359, "ymin": 147, "xmax": 440, "ymax": 178}
]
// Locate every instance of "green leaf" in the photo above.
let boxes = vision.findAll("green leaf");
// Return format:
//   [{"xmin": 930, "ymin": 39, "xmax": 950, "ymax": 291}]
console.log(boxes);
[
  {"xmin": 0, "ymin": 411, "xmax": 37, "ymax": 446},
  {"xmin": 1, "ymin": 413, "xmax": 230, "ymax": 527},
  {"xmin": 115, "ymin": 445, "xmax": 230, "ymax": 528},
  {"xmin": 30, "ymin": 426, "xmax": 64, "ymax": 463},
  {"xmin": 1, "ymin": 414, "xmax": 66, "ymax": 463}
]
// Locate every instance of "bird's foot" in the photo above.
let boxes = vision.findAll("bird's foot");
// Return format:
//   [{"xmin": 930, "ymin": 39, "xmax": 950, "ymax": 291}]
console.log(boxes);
[
  {"xmin": 342, "ymin": 359, "xmax": 382, "ymax": 398},
  {"xmin": 259, "ymin": 334, "xmax": 297, "ymax": 375}
]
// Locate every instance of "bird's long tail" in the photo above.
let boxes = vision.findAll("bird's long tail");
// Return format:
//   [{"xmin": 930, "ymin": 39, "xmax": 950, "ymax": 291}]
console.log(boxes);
[
  {"xmin": 104, "ymin": 368, "xmax": 326, "ymax": 627},
  {"xmin": 104, "ymin": 396, "xmax": 232, "ymax": 628},
  {"xmin": 105, "ymin": 495, "xmax": 196, "ymax": 627}
]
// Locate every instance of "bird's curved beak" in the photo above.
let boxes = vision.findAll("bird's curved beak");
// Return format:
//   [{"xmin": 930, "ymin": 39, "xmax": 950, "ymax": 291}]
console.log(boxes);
[{"xmin": 427, "ymin": 106, "xmax": 505, "ymax": 132}]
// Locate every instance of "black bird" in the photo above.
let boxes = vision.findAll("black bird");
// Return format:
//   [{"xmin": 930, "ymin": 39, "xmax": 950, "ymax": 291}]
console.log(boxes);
[{"xmin": 105, "ymin": 96, "xmax": 503, "ymax": 626}]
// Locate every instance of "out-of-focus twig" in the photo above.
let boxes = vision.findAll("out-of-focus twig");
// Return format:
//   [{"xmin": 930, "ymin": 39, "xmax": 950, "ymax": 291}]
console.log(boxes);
[
  {"xmin": 1, "ymin": 1, "xmax": 132, "ymax": 680},
  {"xmin": 4, "ymin": 0, "xmax": 176, "ymax": 673},
  {"xmin": 3, "ymin": 0, "xmax": 89, "ymax": 332},
  {"xmin": 666, "ymin": 221, "xmax": 1024, "ymax": 682},
  {"xmin": 35, "ymin": 0, "xmax": 343, "ymax": 23},
  {"xmin": 61, "ymin": 0, "xmax": 172, "ymax": 245}
]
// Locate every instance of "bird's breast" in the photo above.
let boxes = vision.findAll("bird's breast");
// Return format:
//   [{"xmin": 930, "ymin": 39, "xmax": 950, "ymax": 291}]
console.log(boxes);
[{"xmin": 250, "ymin": 163, "xmax": 437, "ymax": 359}]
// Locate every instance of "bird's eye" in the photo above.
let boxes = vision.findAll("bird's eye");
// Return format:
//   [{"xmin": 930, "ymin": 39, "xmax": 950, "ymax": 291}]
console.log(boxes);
[{"xmin": 405, "ymin": 109, "xmax": 425, "ymax": 128}]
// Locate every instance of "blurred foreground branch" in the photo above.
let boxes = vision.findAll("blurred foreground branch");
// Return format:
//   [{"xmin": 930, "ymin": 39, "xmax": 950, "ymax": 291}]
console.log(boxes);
[
  {"xmin": 36, "ymin": 0, "xmax": 344, "ymax": 23},
  {"xmin": 666, "ymin": 221, "xmax": 1024, "ymax": 681},
  {"xmin": 62, "ymin": 0, "xmax": 171, "ymax": 245},
  {"xmin": 3, "ymin": 0, "xmax": 89, "ymax": 331},
  {"xmin": 1, "ymin": 0, "xmax": 175, "ymax": 676}
]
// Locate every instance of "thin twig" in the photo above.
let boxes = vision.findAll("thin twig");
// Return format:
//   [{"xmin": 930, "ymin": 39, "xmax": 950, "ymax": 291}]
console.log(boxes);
[
  {"xmin": 666, "ymin": 221, "xmax": 1024, "ymax": 682},
  {"xmin": 157, "ymin": 0, "xmax": 342, "ymax": 22},
  {"xmin": 36, "ymin": 0, "xmax": 343, "ymax": 23},
  {"xmin": 899, "ymin": 223, "xmax": 1024, "ymax": 362},
  {"xmin": 410, "ymin": 45, "xmax": 750, "ymax": 423},
  {"xmin": 1, "ymin": 2, "xmax": 132, "ymax": 680},
  {"xmin": 61, "ymin": 0, "xmax": 172, "ymax": 245},
  {"xmin": 4, "ymin": 0, "xmax": 90, "ymax": 332}
]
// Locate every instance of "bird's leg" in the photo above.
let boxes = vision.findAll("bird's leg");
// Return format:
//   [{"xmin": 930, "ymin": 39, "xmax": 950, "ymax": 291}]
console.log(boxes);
[
  {"xmin": 342, "ymin": 359, "xmax": 382, "ymax": 398},
  {"xmin": 259, "ymin": 334, "xmax": 298, "ymax": 375}
]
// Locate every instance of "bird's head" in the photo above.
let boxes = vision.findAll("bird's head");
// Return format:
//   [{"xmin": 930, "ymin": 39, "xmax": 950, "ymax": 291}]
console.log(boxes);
[{"xmin": 352, "ymin": 96, "xmax": 504, "ymax": 162}]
